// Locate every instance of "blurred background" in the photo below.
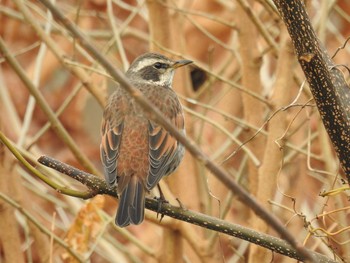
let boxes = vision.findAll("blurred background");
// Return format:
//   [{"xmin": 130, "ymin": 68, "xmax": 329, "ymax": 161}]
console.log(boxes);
[{"xmin": 1, "ymin": 0, "xmax": 350, "ymax": 262}]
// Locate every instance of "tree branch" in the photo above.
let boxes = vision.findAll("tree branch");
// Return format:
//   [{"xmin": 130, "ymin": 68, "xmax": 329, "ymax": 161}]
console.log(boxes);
[
  {"xmin": 272, "ymin": 0, "xmax": 350, "ymax": 181},
  {"xmin": 37, "ymin": 155, "xmax": 336, "ymax": 263}
]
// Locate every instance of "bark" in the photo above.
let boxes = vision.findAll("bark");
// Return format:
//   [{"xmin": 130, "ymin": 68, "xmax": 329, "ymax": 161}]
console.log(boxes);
[{"xmin": 273, "ymin": 0, "xmax": 350, "ymax": 181}]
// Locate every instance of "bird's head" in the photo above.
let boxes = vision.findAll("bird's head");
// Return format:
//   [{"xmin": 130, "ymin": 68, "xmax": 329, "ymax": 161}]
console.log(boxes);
[{"xmin": 126, "ymin": 53, "xmax": 192, "ymax": 86}]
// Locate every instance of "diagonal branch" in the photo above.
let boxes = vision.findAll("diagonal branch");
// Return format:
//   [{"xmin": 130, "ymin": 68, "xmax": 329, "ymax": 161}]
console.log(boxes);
[
  {"xmin": 0, "ymin": 36, "xmax": 100, "ymax": 177},
  {"xmin": 273, "ymin": 0, "xmax": 350, "ymax": 181}
]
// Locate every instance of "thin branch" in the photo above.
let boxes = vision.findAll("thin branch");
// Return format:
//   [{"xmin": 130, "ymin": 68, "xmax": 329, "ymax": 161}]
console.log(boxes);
[
  {"xmin": 0, "ymin": 192, "xmax": 84, "ymax": 263},
  {"xmin": 0, "ymin": 37, "xmax": 100, "ymax": 177},
  {"xmin": 13, "ymin": 0, "xmax": 106, "ymax": 107},
  {"xmin": 0, "ymin": 131, "xmax": 93, "ymax": 199},
  {"xmin": 183, "ymin": 105, "xmax": 260, "ymax": 166}
]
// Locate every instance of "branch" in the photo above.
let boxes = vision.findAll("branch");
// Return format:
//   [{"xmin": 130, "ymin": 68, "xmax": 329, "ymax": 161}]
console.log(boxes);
[
  {"xmin": 0, "ymin": 36, "xmax": 100, "ymax": 177},
  {"xmin": 37, "ymin": 155, "xmax": 336, "ymax": 263},
  {"xmin": 38, "ymin": 156, "xmax": 117, "ymax": 198},
  {"xmin": 272, "ymin": 0, "xmax": 350, "ymax": 180},
  {"xmin": 0, "ymin": 131, "xmax": 94, "ymax": 199},
  {"xmin": 0, "ymin": 192, "xmax": 84, "ymax": 262}
]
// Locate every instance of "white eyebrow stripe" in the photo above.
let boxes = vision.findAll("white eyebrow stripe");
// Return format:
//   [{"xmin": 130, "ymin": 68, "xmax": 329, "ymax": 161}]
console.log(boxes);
[{"xmin": 130, "ymin": 58, "xmax": 159, "ymax": 72}]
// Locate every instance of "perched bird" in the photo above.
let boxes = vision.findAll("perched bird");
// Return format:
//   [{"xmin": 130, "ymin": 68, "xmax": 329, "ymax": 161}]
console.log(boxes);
[{"xmin": 100, "ymin": 53, "xmax": 192, "ymax": 227}]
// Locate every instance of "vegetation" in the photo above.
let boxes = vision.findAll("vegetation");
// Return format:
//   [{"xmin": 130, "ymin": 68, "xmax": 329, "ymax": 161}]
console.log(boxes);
[{"xmin": 1, "ymin": 0, "xmax": 350, "ymax": 262}]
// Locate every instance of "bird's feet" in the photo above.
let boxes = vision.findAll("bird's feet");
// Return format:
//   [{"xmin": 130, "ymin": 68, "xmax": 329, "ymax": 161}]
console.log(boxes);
[
  {"xmin": 154, "ymin": 196, "xmax": 168, "ymax": 222},
  {"xmin": 155, "ymin": 184, "xmax": 169, "ymax": 222}
]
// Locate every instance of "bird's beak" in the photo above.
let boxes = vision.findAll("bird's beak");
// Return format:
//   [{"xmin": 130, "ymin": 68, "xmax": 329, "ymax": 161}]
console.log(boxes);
[{"xmin": 172, "ymin": 59, "xmax": 193, "ymax": 69}]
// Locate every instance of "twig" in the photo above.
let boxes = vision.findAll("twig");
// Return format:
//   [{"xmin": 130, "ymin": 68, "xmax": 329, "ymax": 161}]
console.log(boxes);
[
  {"xmin": 11, "ymin": 0, "xmax": 105, "ymax": 107},
  {"xmin": 0, "ymin": 192, "xmax": 85, "ymax": 263},
  {"xmin": 0, "ymin": 131, "xmax": 93, "ymax": 199},
  {"xmin": 183, "ymin": 105, "xmax": 260, "ymax": 166},
  {"xmin": 0, "ymin": 36, "xmax": 100, "ymax": 177}
]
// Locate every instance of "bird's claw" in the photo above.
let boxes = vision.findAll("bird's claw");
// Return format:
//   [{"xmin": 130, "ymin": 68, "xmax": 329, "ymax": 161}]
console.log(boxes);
[{"xmin": 155, "ymin": 196, "xmax": 169, "ymax": 222}]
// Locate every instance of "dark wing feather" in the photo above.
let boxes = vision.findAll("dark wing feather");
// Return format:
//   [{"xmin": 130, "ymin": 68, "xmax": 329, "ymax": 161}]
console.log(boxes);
[
  {"xmin": 100, "ymin": 91, "xmax": 127, "ymax": 186},
  {"xmin": 147, "ymin": 102, "xmax": 185, "ymax": 190}
]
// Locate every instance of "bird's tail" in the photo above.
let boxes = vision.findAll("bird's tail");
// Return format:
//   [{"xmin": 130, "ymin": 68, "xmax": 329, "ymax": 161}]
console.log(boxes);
[{"xmin": 116, "ymin": 176, "xmax": 145, "ymax": 227}]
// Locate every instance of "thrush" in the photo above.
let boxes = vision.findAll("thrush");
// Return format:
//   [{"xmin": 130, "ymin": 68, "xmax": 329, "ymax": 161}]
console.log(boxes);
[{"xmin": 100, "ymin": 53, "xmax": 192, "ymax": 227}]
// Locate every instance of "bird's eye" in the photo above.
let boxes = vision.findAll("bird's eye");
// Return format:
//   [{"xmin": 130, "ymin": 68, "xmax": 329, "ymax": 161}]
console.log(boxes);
[{"xmin": 154, "ymin": 62, "xmax": 165, "ymax": 69}]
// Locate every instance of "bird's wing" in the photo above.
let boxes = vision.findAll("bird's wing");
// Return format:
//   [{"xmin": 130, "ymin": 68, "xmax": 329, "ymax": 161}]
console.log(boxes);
[
  {"xmin": 100, "ymin": 91, "xmax": 127, "ymax": 186},
  {"xmin": 147, "ymin": 99, "xmax": 185, "ymax": 190}
]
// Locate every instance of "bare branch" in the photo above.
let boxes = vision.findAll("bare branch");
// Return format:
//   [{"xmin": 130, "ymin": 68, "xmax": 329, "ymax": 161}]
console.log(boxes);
[
  {"xmin": 273, "ymin": 0, "xmax": 350, "ymax": 180},
  {"xmin": 37, "ymin": 155, "xmax": 336, "ymax": 263}
]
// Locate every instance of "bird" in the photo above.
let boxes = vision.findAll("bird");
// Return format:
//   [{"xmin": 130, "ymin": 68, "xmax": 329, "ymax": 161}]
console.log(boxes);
[{"xmin": 100, "ymin": 53, "xmax": 192, "ymax": 227}]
